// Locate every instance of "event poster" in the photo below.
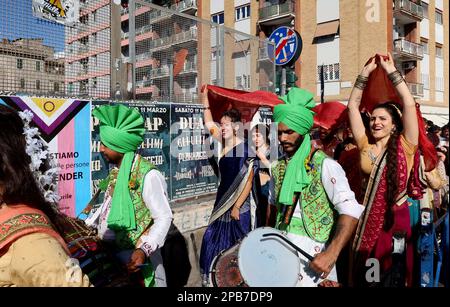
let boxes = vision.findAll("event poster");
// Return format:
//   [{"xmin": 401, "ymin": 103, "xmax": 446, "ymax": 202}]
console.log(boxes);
[
  {"xmin": 170, "ymin": 104, "xmax": 217, "ymax": 201},
  {"xmin": 0, "ymin": 96, "xmax": 91, "ymax": 217},
  {"xmin": 90, "ymin": 101, "xmax": 218, "ymax": 209}
]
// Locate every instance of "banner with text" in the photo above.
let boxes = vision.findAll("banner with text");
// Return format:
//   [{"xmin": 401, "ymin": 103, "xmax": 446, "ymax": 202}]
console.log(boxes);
[{"xmin": 0, "ymin": 96, "xmax": 91, "ymax": 217}]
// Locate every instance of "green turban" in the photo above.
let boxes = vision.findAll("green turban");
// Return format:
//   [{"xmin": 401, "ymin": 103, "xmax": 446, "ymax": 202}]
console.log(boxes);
[
  {"xmin": 273, "ymin": 88, "xmax": 316, "ymax": 206},
  {"xmin": 93, "ymin": 104, "xmax": 145, "ymax": 231}
]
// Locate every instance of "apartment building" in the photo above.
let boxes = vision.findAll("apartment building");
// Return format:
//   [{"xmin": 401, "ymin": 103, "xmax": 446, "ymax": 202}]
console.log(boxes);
[
  {"xmin": 0, "ymin": 38, "xmax": 65, "ymax": 95},
  {"xmin": 64, "ymin": 0, "xmax": 268, "ymax": 101},
  {"xmin": 293, "ymin": 0, "xmax": 448, "ymax": 124}
]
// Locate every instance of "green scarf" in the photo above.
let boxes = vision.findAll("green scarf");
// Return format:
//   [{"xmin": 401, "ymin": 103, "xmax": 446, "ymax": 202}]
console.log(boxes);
[
  {"xmin": 273, "ymin": 88, "xmax": 316, "ymax": 206},
  {"xmin": 92, "ymin": 104, "xmax": 145, "ymax": 231}
]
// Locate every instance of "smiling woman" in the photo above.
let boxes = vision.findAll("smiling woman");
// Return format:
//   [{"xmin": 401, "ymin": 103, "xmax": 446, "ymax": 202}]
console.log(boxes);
[{"xmin": 347, "ymin": 53, "xmax": 424, "ymax": 287}]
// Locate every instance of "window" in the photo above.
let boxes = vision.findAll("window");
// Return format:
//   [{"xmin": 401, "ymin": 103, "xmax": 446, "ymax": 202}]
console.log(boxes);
[
  {"xmin": 36, "ymin": 80, "xmax": 40, "ymax": 90},
  {"xmin": 421, "ymin": 73, "xmax": 430, "ymax": 89},
  {"xmin": 92, "ymin": 55, "xmax": 97, "ymax": 66},
  {"xmin": 436, "ymin": 77, "xmax": 444, "ymax": 91},
  {"xmin": 435, "ymin": 10, "xmax": 443, "ymax": 25},
  {"xmin": 17, "ymin": 58, "xmax": 23, "ymax": 69},
  {"xmin": 92, "ymin": 77, "xmax": 97, "ymax": 89},
  {"xmin": 422, "ymin": 3, "xmax": 429, "ymax": 19},
  {"xmin": 36, "ymin": 61, "xmax": 41, "ymax": 71},
  {"xmin": 317, "ymin": 63, "xmax": 340, "ymax": 82},
  {"xmin": 68, "ymin": 82, "xmax": 73, "ymax": 93},
  {"xmin": 92, "ymin": 10, "xmax": 97, "ymax": 23},
  {"xmin": 235, "ymin": 5, "xmax": 250, "ymax": 21},
  {"xmin": 422, "ymin": 40, "xmax": 429, "ymax": 54},
  {"xmin": 211, "ymin": 12, "xmax": 224, "ymax": 24},
  {"xmin": 436, "ymin": 46, "xmax": 443, "ymax": 58},
  {"xmin": 20, "ymin": 78, "xmax": 25, "ymax": 89},
  {"xmin": 92, "ymin": 32, "xmax": 97, "ymax": 44},
  {"xmin": 54, "ymin": 82, "xmax": 60, "ymax": 92}
]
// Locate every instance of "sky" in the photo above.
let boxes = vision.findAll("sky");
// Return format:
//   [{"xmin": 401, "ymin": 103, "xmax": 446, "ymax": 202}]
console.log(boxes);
[{"xmin": 0, "ymin": 0, "xmax": 65, "ymax": 52}]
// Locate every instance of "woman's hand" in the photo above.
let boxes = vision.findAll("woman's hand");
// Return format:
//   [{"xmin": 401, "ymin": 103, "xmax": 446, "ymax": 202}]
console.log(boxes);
[
  {"xmin": 360, "ymin": 57, "xmax": 377, "ymax": 77},
  {"xmin": 379, "ymin": 52, "xmax": 397, "ymax": 74},
  {"xmin": 201, "ymin": 84, "xmax": 209, "ymax": 107},
  {"xmin": 231, "ymin": 206, "xmax": 240, "ymax": 220}
]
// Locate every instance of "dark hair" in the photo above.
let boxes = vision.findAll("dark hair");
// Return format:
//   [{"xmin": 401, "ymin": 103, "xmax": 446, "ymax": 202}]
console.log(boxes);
[
  {"xmin": 0, "ymin": 105, "xmax": 56, "ymax": 220},
  {"xmin": 221, "ymin": 108, "xmax": 241, "ymax": 123},
  {"xmin": 250, "ymin": 123, "xmax": 270, "ymax": 147},
  {"xmin": 373, "ymin": 102, "xmax": 403, "ymax": 230}
]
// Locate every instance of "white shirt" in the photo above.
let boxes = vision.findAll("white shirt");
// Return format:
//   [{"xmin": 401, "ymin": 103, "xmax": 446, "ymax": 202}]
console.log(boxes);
[
  {"xmin": 269, "ymin": 157, "xmax": 365, "ymax": 220},
  {"xmin": 86, "ymin": 169, "xmax": 173, "ymax": 257}
]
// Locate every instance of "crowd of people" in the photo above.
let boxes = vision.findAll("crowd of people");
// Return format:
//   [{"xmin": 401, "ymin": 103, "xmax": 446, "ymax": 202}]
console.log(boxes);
[{"xmin": 0, "ymin": 52, "xmax": 448, "ymax": 287}]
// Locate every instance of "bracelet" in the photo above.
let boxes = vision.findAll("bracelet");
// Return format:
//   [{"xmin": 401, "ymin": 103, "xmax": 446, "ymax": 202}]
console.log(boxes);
[
  {"xmin": 354, "ymin": 75, "xmax": 369, "ymax": 90},
  {"xmin": 388, "ymin": 70, "xmax": 404, "ymax": 86}
]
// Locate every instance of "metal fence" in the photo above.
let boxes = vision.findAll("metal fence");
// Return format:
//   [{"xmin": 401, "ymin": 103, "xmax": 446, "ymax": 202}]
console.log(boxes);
[{"xmin": 0, "ymin": 0, "xmax": 275, "ymax": 102}]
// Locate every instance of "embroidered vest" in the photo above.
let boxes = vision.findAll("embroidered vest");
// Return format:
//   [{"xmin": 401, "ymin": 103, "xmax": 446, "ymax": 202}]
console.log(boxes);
[
  {"xmin": 272, "ymin": 150, "xmax": 337, "ymax": 243},
  {"xmin": 0, "ymin": 205, "xmax": 69, "ymax": 255},
  {"xmin": 114, "ymin": 155, "xmax": 156, "ymax": 250}
]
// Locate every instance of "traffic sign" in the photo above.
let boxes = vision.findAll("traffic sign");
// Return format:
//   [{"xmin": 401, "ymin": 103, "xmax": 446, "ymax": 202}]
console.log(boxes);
[{"xmin": 268, "ymin": 26, "xmax": 302, "ymax": 66}]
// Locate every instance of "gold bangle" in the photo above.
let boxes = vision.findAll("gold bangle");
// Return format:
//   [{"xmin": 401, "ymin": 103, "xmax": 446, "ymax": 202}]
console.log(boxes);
[{"xmin": 388, "ymin": 70, "xmax": 404, "ymax": 86}]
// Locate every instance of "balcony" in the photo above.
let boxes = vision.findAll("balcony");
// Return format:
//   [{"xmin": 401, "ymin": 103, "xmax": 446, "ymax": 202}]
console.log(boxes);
[
  {"xmin": 78, "ymin": 45, "xmax": 89, "ymax": 54},
  {"xmin": 393, "ymin": 0, "xmax": 424, "ymax": 24},
  {"xmin": 179, "ymin": 62, "xmax": 197, "ymax": 74},
  {"xmin": 171, "ymin": 0, "xmax": 197, "ymax": 15},
  {"xmin": 121, "ymin": 7, "xmax": 129, "ymax": 16},
  {"xmin": 136, "ymin": 79, "xmax": 152, "ymax": 88},
  {"xmin": 149, "ymin": 9, "xmax": 171, "ymax": 24},
  {"xmin": 150, "ymin": 66, "xmax": 171, "ymax": 79},
  {"xmin": 77, "ymin": 67, "xmax": 89, "ymax": 76},
  {"xmin": 136, "ymin": 25, "xmax": 152, "ymax": 36},
  {"xmin": 407, "ymin": 82, "xmax": 424, "ymax": 97},
  {"xmin": 149, "ymin": 28, "xmax": 197, "ymax": 51},
  {"xmin": 259, "ymin": 1, "xmax": 296, "ymax": 26},
  {"xmin": 393, "ymin": 38, "xmax": 424, "ymax": 60},
  {"xmin": 136, "ymin": 52, "xmax": 152, "ymax": 62}
]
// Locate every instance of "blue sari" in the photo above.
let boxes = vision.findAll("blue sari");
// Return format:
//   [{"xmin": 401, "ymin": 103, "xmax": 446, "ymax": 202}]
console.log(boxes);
[{"xmin": 199, "ymin": 142, "xmax": 257, "ymax": 282}]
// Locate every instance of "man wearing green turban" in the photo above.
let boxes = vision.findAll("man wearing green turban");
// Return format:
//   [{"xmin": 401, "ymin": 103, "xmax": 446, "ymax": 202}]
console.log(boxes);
[
  {"xmin": 269, "ymin": 88, "xmax": 364, "ymax": 287},
  {"xmin": 86, "ymin": 104, "xmax": 173, "ymax": 287}
]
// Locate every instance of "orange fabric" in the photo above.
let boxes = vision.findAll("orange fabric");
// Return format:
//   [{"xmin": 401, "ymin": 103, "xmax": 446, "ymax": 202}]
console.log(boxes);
[{"xmin": 356, "ymin": 134, "xmax": 417, "ymax": 179}]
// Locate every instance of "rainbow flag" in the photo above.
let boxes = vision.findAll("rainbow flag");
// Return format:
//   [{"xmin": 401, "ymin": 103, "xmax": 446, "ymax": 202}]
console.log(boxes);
[{"xmin": 0, "ymin": 96, "xmax": 91, "ymax": 217}]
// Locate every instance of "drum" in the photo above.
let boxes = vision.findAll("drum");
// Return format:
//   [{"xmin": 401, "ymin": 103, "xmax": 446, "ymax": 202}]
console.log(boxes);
[
  {"xmin": 209, "ymin": 227, "xmax": 300, "ymax": 287},
  {"xmin": 209, "ymin": 242, "xmax": 248, "ymax": 287},
  {"xmin": 52, "ymin": 213, "xmax": 132, "ymax": 287}
]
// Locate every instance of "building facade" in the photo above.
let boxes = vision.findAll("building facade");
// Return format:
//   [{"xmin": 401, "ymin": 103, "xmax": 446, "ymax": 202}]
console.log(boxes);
[
  {"xmin": 0, "ymin": 38, "xmax": 65, "ymax": 95},
  {"xmin": 290, "ymin": 0, "xmax": 448, "ymax": 124}
]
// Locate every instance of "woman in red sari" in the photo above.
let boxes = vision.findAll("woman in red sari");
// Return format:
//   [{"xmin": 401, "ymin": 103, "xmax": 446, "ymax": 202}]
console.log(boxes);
[{"xmin": 348, "ymin": 53, "xmax": 419, "ymax": 287}]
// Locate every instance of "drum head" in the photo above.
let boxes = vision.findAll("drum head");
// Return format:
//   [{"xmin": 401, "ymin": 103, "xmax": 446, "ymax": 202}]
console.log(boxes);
[{"xmin": 238, "ymin": 227, "xmax": 300, "ymax": 287}]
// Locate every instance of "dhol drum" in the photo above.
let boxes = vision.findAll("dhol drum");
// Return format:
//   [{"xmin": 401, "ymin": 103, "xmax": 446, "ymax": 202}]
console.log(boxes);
[
  {"xmin": 209, "ymin": 227, "xmax": 301, "ymax": 287},
  {"xmin": 52, "ymin": 213, "xmax": 133, "ymax": 287}
]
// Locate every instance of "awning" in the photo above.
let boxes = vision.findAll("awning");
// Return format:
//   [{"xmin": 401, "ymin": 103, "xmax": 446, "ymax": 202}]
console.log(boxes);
[
  {"xmin": 420, "ymin": 105, "xmax": 449, "ymax": 127},
  {"xmin": 421, "ymin": 114, "xmax": 449, "ymax": 127},
  {"xmin": 314, "ymin": 20, "xmax": 340, "ymax": 38}
]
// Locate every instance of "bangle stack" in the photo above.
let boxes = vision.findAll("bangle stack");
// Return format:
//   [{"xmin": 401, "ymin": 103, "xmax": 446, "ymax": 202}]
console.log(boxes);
[
  {"xmin": 355, "ymin": 75, "xmax": 369, "ymax": 90},
  {"xmin": 388, "ymin": 70, "xmax": 404, "ymax": 86}
]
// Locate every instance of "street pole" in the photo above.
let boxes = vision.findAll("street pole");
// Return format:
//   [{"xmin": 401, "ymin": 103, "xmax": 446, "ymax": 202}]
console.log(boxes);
[{"xmin": 280, "ymin": 67, "xmax": 287, "ymax": 96}]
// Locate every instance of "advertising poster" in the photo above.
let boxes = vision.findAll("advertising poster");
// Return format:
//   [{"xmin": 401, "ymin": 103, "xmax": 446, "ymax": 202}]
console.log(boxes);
[{"xmin": 170, "ymin": 104, "xmax": 217, "ymax": 202}]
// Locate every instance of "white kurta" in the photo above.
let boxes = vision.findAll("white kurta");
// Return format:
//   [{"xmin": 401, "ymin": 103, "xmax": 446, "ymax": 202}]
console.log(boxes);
[
  {"xmin": 86, "ymin": 169, "xmax": 173, "ymax": 287},
  {"xmin": 269, "ymin": 157, "xmax": 365, "ymax": 286}
]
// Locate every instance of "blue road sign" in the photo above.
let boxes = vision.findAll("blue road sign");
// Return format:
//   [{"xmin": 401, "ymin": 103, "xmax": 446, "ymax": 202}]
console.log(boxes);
[{"xmin": 268, "ymin": 26, "xmax": 302, "ymax": 66}]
